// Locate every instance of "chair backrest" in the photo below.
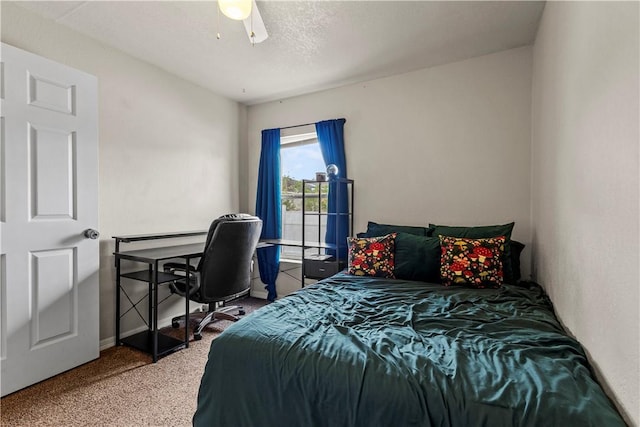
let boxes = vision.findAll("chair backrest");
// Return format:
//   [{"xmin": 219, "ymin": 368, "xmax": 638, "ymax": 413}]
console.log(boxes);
[{"xmin": 197, "ymin": 214, "xmax": 263, "ymax": 302}]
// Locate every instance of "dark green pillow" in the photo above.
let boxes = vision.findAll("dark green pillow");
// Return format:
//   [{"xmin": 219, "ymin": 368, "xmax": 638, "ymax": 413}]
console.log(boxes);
[
  {"xmin": 394, "ymin": 233, "xmax": 441, "ymax": 283},
  {"xmin": 429, "ymin": 222, "xmax": 516, "ymax": 283},
  {"xmin": 365, "ymin": 221, "xmax": 431, "ymax": 237},
  {"xmin": 510, "ymin": 240, "xmax": 525, "ymax": 282}
]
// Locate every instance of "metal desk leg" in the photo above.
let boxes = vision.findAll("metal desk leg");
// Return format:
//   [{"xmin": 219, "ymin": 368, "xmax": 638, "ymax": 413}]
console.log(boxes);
[
  {"xmin": 185, "ymin": 258, "xmax": 190, "ymax": 348},
  {"xmin": 115, "ymin": 256, "xmax": 121, "ymax": 346},
  {"xmin": 147, "ymin": 265, "xmax": 153, "ymax": 331},
  {"xmin": 152, "ymin": 261, "xmax": 159, "ymax": 363}
]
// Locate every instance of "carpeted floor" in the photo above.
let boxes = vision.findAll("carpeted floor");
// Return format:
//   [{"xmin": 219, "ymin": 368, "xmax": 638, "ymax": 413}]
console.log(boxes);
[{"xmin": 0, "ymin": 297, "xmax": 268, "ymax": 427}]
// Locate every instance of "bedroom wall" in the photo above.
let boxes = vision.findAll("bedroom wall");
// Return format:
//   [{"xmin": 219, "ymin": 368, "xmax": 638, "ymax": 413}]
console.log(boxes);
[
  {"xmin": 246, "ymin": 46, "xmax": 533, "ymax": 298},
  {"xmin": 530, "ymin": 2, "xmax": 639, "ymax": 425},
  {"xmin": 1, "ymin": 3, "xmax": 244, "ymax": 346}
]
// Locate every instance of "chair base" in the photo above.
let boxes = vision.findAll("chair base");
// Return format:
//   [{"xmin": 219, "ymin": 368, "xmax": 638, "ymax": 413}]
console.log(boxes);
[{"xmin": 171, "ymin": 303, "xmax": 246, "ymax": 340}]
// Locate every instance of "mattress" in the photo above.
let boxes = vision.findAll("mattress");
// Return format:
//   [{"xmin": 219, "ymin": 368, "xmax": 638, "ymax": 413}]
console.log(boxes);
[{"xmin": 193, "ymin": 274, "xmax": 624, "ymax": 427}]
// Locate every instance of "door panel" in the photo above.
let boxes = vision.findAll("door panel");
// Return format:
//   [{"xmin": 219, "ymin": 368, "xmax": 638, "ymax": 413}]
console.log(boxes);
[
  {"xmin": 1, "ymin": 116, "xmax": 5, "ymax": 223},
  {"xmin": 28, "ymin": 124, "xmax": 77, "ymax": 220},
  {"xmin": 28, "ymin": 73, "xmax": 76, "ymax": 115},
  {"xmin": 1, "ymin": 254, "xmax": 6, "ymax": 362},
  {"xmin": 0, "ymin": 43, "xmax": 99, "ymax": 396},
  {"xmin": 30, "ymin": 248, "xmax": 76, "ymax": 348}
]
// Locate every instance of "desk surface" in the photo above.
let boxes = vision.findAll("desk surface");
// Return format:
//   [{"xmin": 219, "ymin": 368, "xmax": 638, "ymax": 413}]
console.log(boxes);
[
  {"xmin": 115, "ymin": 241, "xmax": 276, "ymax": 264},
  {"xmin": 259, "ymin": 239, "xmax": 335, "ymax": 249},
  {"xmin": 113, "ymin": 230, "xmax": 208, "ymax": 243},
  {"xmin": 114, "ymin": 243, "xmax": 205, "ymax": 263}
]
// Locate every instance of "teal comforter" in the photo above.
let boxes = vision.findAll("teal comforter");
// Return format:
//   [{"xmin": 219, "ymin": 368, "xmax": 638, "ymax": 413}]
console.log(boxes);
[{"xmin": 193, "ymin": 275, "xmax": 624, "ymax": 427}]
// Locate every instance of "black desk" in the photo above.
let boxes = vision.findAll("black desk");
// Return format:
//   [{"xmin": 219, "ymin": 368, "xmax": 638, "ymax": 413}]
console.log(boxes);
[
  {"xmin": 114, "ymin": 237, "xmax": 206, "ymax": 362},
  {"xmin": 259, "ymin": 238, "xmax": 334, "ymax": 249},
  {"xmin": 113, "ymin": 231, "xmax": 275, "ymax": 362},
  {"xmin": 114, "ymin": 230, "xmax": 208, "ymax": 258}
]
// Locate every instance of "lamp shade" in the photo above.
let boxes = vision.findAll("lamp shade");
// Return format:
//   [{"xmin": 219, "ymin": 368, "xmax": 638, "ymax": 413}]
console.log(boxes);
[{"xmin": 219, "ymin": 0, "xmax": 252, "ymax": 20}]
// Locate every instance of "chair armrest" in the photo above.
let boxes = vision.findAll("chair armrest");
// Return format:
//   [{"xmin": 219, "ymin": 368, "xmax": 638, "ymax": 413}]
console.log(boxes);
[
  {"xmin": 163, "ymin": 262, "xmax": 200, "ymax": 297},
  {"xmin": 163, "ymin": 262, "xmax": 198, "ymax": 275}
]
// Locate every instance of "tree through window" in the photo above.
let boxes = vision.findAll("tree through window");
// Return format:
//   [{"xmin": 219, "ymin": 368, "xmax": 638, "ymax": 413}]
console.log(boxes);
[{"xmin": 280, "ymin": 131, "xmax": 326, "ymax": 260}]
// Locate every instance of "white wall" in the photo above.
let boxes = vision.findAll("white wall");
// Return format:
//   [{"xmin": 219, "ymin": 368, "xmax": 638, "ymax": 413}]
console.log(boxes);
[
  {"xmin": 1, "ymin": 3, "xmax": 244, "ymax": 345},
  {"xmin": 531, "ymin": 2, "xmax": 639, "ymax": 425},
  {"xmin": 246, "ymin": 47, "xmax": 533, "ymax": 297}
]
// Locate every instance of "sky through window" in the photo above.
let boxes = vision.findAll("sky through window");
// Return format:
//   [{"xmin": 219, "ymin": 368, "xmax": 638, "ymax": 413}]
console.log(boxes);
[{"xmin": 281, "ymin": 143, "xmax": 325, "ymax": 180}]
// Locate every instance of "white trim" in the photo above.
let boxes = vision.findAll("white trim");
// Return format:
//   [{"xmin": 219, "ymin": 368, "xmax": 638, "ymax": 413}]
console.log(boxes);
[
  {"xmin": 280, "ymin": 132, "xmax": 317, "ymax": 146},
  {"xmin": 100, "ymin": 337, "xmax": 115, "ymax": 351},
  {"xmin": 250, "ymin": 289, "xmax": 268, "ymax": 300}
]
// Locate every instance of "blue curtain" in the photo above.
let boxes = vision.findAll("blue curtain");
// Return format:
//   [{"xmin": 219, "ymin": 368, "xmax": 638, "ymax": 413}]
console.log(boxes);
[
  {"xmin": 255, "ymin": 128, "xmax": 281, "ymax": 301},
  {"xmin": 315, "ymin": 119, "xmax": 348, "ymax": 260}
]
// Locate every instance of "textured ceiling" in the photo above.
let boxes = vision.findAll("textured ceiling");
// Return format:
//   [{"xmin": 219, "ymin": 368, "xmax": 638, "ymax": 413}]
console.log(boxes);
[{"xmin": 14, "ymin": 1, "xmax": 545, "ymax": 105}]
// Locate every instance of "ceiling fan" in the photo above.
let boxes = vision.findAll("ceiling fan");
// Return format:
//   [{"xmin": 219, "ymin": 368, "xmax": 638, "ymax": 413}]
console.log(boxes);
[{"xmin": 218, "ymin": 0, "xmax": 268, "ymax": 44}]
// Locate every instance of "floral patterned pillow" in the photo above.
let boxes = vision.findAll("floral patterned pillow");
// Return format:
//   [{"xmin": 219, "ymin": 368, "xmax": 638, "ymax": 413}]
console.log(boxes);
[
  {"xmin": 439, "ymin": 235, "xmax": 505, "ymax": 288},
  {"xmin": 347, "ymin": 233, "xmax": 396, "ymax": 278}
]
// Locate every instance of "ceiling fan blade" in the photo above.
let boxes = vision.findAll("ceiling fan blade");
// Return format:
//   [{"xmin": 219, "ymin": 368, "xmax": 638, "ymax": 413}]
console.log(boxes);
[{"xmin": 242, "ymin": 0, "xmax": 268, "ymax": 43}]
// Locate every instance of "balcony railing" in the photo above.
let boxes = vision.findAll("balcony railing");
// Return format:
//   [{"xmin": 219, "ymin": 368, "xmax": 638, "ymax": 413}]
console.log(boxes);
[{"xmin": 281, "ymin": 193, "xmax": 327, "ymax": 260}]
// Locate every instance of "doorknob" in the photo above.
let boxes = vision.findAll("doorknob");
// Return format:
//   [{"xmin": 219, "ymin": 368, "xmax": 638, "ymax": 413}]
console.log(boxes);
[{"xmin": 84, "ymin": 229, "xmax": 100, "ymax": 239}]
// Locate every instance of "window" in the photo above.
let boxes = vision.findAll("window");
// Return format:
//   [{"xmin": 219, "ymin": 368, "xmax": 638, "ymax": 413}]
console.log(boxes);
[{"xmin": 280, "ymin": 131, "xmax": 326, "ymax": 260}]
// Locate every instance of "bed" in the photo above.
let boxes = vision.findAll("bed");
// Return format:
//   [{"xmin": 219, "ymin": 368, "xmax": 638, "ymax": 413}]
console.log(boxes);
[{"xmin": 192, "ymin": 274, "xmax": 624, "ymax": 426}]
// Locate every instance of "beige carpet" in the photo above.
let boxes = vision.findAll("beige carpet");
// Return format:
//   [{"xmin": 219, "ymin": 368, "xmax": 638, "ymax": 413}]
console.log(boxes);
[{"xmin": 0, "ymin": 297, "xmax": 267, "ymax": 427}]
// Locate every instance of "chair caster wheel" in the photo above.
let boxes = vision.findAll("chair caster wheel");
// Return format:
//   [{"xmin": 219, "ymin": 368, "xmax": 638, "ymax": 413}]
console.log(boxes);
[
  {"xmin": 194, "ymin": 333, "xmax": 202, "ymax": 341},
  {"xmin": 239, "ymin": 309, "xmax": 246, "ymax": 315},
  {"xmin": 172, "ymin": 321, "xmax": 180, "ymax": 328}
]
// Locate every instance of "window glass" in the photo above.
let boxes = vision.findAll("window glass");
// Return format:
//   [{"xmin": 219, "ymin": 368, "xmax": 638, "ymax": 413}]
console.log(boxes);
[{"xmin": 280, "ymin": 133, "xmax": 326, "ymax": 260}]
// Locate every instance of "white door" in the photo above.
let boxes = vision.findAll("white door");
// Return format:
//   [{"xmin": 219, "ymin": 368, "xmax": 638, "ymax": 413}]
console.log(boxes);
[{"xmin": 0, "ymin": 43, "xmax": 99, "ymax": 396}]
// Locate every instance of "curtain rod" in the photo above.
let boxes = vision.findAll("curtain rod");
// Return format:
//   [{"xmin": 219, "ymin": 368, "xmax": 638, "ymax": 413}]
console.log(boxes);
[
  {"xmin": 279, "ymin": 122, "xmax": 315, "ymax": 130},
  {"xmin": 267, "ymin": 118, "xmax": 347, "ymax": 132}
]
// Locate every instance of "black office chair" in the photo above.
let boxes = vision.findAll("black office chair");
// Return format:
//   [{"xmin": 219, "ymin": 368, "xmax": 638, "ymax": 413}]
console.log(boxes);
[{"xmin": 164, "ymin": 214, "xmax": 262, "ymax": 340}]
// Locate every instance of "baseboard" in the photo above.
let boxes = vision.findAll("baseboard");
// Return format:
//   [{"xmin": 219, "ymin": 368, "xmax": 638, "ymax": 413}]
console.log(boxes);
[
  {"xmin": 250, "ymin": 289, "xmax": 268, "ymax": 300},
  {"xmin": 100, "ymin": 337, "xmax": 115, "ymax": 351}
]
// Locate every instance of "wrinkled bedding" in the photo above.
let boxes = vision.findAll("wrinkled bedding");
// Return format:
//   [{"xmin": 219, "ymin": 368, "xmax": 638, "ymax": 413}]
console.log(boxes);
[{"xmin": 193, "ymin": 274, "xmax": 624, "ymax": 427}]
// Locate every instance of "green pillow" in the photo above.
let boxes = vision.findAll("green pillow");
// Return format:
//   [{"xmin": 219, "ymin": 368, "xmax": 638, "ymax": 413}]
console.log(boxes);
[
  {"xmin": 365, "ymin": 221, "xmax": 431, "ymax": 237},
  {"xmin": 429, "ymin": 222, "xmax": 516, "ymax": 283},
  {"xmin": 394, "ymin": 233, "xmax": 441, "ymax": 283},
  {"xmin": 510, "ymin": 240, "xmax": 525, "ymax": 282}
]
